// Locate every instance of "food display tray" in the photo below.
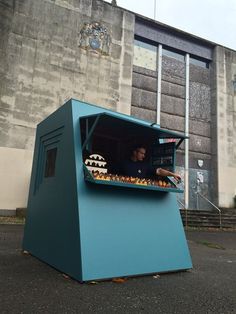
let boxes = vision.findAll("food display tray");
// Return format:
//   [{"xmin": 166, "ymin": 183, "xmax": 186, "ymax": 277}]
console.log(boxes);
[{"xmin": 83, "ymin": 165, "xmax": 184, "ymax": 193}]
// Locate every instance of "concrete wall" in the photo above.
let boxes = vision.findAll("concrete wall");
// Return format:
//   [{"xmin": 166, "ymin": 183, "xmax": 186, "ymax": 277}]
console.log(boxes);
[
  {"xmin": 0, "ymin": 0, "xmax": 135, "ymax": 211},
  {"xmin": 214, "ymin": 46, "xmax": 236, "ymax": 208},
  {"xmin": 1, "ymin": 0, "xmax": 236, "ymax": 212},
  {"xmin": 0, "ymin": 147, "xmax": 33, "ymax": 210}
]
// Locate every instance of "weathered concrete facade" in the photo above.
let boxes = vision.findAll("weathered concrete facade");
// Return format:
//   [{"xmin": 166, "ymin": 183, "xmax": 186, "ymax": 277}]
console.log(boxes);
[
  {"xmin": 131, "ymin": 20, "xmax": 236, "ymax": 209},
  {"xmin": 211, "ymin": 46, "xmax": 236, "ymax": 208},
  {"xmin": 0, "ymin": 0, "xmax": 134, "ymax": 210},
  {"xmin": 0, "ymin": 0, "xmax": 236, "ymax": 211}
]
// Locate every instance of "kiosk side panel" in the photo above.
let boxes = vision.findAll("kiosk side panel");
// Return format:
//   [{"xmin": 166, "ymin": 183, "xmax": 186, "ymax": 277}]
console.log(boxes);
[{"xmin": 23, "ymin": 101, "xmax": 83, "ymax": 280}]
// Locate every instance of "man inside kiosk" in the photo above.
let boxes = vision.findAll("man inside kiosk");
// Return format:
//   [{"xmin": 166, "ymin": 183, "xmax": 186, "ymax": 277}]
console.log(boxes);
[{"xmin": 119, "ymin": 144, "xmax": 181, "ymax": 182}]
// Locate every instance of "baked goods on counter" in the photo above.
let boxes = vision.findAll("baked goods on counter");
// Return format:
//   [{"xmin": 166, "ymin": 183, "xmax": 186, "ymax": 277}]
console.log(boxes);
[{"xmin": 90, "ymin": 171, "xmax": 175, "ymax": 188}]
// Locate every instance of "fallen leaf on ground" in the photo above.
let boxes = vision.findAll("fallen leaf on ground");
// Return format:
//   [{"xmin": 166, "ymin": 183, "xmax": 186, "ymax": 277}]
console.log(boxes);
[
  {"xmin": 197, "ymin": 240, "xmax": 225, "ymax": 250},
  {"xmin": 112, "ymin": 278, "xmax": 127, "ymax": 283},
  {"xmin": 22, "ymin": 250, "xmax": 29, "ymax": 255},
  {"xmin": 62, "ymin": 274, "xmax": 70, "ymax": 279}
]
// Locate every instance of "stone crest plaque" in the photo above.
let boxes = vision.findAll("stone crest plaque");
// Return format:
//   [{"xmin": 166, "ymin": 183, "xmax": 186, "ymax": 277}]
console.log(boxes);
[{"xmin": 78, "ymin": 22, "xmax": 111, "ymax": 55}]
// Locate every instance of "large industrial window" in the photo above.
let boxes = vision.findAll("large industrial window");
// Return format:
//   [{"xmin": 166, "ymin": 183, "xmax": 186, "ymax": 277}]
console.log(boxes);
[
  {"xmin": 133, "ymin": 39, "xmax": 157, "ymax": 71},
  {"xmin": 134, "ymin": 38, "xmax": 210, "ymax": 69}
]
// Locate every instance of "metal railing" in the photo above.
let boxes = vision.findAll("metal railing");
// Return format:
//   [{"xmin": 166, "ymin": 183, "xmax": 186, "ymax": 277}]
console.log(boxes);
[
  {"xmin": 178, "ymin": 192, "xmax": 222, "ymax": 229},
  {"xmin": 196, "ymin": 191, "xmax": 222, "ymax": 229}
]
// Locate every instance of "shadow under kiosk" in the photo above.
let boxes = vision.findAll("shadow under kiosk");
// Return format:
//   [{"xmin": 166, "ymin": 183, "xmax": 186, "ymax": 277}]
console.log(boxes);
[{"xmin": 23, "ymin": 98, "xmax": 192, "ymax": 282}]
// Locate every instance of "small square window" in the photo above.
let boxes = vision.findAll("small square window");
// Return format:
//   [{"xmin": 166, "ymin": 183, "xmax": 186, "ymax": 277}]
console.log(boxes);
[
  {"xmin": 233, "ymin": 75, "xmax": 236, "ymax": 94},
  {"xmin": 44, "ymin": 148, "xmax": 57, "ymax": 177}
]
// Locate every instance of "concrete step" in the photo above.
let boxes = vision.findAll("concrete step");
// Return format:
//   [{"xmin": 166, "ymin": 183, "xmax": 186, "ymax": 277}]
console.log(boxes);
[
  {"xmin": 180, "ymin": 209, "xmax": 236, "ymax": 229},
  {"xmin": 181, "ymin": 214, "xmax": 236, "ymax": 220},
  {"xmin": 16, "ymin": 208, "xmax": 27, "ymax": 218}
]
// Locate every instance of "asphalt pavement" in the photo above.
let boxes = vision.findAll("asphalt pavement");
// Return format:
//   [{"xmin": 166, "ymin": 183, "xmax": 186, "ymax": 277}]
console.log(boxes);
[{"xmin": 0, "ymin": 224, "xmax": 236, "ymax": 314}]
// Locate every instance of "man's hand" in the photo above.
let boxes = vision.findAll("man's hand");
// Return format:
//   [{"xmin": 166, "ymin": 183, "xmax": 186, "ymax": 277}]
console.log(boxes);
[
  {"xmin": 173, "ymin": 174, "xmax": 181, "ymax": 182},
  {"xmin": 156, "ymin": 168, "xmax": 181, "ymax": 182}
]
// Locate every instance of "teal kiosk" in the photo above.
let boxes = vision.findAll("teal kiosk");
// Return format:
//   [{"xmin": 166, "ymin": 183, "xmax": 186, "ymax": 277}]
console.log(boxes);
[{"xmin": 23, "ymin": 98, "xmax": 192, "ymax": 282}]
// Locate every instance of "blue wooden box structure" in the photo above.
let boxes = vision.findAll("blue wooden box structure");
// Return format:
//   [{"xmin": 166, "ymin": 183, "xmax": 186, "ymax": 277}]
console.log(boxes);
[{"xmin": 23, "ymin": 98, "xmax": 192, "ymax": 282}]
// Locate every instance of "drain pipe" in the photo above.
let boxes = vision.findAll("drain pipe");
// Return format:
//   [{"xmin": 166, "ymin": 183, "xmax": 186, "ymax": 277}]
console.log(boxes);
[
  {"xmin": 185, "ymin": 54, "xmax": 190, "ymax": 209},
  {"xmin": 156, "ymin": 44, "xmax": 162, "ymax": 125}
]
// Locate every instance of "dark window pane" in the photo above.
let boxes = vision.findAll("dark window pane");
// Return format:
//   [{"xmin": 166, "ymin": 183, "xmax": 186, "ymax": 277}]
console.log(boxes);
[
  {"xmin": 190, "ymin": 57, "xmax": 209, "ymax": 68},
  {"xmin": 44, "ymin": 148, "xmax": 57, "ymax": 177},
  {"xmin": 134, "ymin": 39, "xmax": 157, "ymax": 52},
  {"xmin": 163, "ymin": 48, "xmax": 185, "ymax": 62}
]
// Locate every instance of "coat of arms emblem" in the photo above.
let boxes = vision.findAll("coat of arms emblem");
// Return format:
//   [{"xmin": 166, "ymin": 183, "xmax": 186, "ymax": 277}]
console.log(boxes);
[{"xmin": 78, "ymin": 22, "xmax": 111, "ymax": 55}]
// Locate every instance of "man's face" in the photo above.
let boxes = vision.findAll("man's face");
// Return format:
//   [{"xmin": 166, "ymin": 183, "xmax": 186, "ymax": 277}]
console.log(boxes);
[{"xmin": 135, "ymin": 148, "xmax": 146, "ymax": 161}]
